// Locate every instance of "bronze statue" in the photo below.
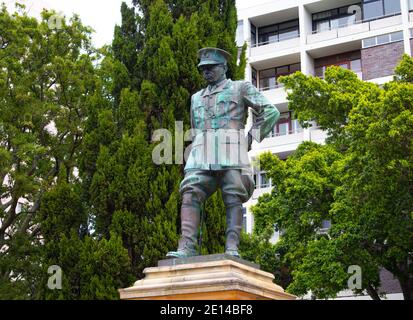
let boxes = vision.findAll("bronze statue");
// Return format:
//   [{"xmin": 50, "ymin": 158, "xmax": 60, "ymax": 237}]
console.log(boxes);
[{"xmin": 166, "ymin": 47, "xmax": 280, "ymax": 259}]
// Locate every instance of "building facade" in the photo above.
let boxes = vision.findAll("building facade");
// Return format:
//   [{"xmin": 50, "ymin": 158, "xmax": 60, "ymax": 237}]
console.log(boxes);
[
  {"xmin": 236, "ymin": 0, "xmax": 413, "ymax": 237},
  {"xmin": 236, "ymin": 0, "xmax": 412, "ymax": 299}
]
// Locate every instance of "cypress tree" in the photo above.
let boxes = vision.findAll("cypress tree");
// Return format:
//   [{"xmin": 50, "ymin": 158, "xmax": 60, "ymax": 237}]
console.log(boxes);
[
  {"xmin": 133, "ymin": 0, "xmax": 246, "ymax": 262},
  {"xmin": 80, "ymin": 0, "xmax": 246, "ymax": 282},
  {"xmin": 1, "ymin": 0, "xmax": 246, "ymax": 298}
]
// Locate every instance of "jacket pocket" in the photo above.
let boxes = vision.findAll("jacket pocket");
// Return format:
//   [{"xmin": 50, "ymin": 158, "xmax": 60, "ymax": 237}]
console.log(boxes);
[
  {"xmin": 192, "ymin": 104, "xmax": 205, "ymax": 128},
  {"xmin": 217, "ymin": 95, "xmax": 242, "ymax": 123}
]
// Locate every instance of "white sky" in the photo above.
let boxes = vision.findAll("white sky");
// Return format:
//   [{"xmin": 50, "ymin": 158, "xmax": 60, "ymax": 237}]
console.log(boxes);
[{"xmin": 4, "ymin": 0, "xmax": 133, "ymax": 47}]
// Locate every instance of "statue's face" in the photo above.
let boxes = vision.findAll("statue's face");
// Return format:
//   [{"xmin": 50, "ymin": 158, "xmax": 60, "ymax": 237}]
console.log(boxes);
[{"xmin": 200, "ymin": 64, "xmax": 226, "ymax": 84}]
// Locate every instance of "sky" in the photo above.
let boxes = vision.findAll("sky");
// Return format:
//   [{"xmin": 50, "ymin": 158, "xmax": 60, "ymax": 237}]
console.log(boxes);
[{"xmin": 4, "ymin": 0, "xmax": 133, "ymax": 47}]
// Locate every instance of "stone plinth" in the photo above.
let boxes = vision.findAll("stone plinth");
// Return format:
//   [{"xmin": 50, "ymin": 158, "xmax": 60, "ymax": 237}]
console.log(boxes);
[{"xmin": 119, "ymin": 254, "xmax": 296, "ymax": 300}]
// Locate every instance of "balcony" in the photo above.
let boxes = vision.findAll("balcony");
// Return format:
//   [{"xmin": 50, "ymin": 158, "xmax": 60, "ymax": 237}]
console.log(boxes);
[
  {"xmin": 260, "ymin": 85, "xmax": 288, "ymax": 105},
  {"xmin": 251, "ymin": 36, "xmax": 300, "ymax": 59},
  {"xmin": 254, "ymin": 62, "xmax": 299, "ymax": 104},
  {"xmin": 249, "ymin": 129, "xmax": 305, "ymax": 157},
  {"xmin": 249, "ymin": 126, "xmax": 327, "ymax": 158},
  {"xmin": 369, "ymin": 14, "xmax": 402, "ymax": 30},
  {"xmin": 308, "ymin": 126, "xmax": 328, "ymax": 145},
  {"xmin": 307, "ymin": 14, "xmax": 403, "ymax": 44}
]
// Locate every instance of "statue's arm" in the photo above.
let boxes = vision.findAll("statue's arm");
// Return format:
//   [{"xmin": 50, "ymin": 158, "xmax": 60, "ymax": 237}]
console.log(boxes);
[{"xmin": 241, "ymin": 81, "xmax": 280, "ymax": 145}]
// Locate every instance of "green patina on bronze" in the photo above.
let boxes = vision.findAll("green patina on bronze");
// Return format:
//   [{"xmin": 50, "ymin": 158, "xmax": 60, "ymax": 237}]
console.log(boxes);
[
  {"xmin": 186, "ymin": 79, "xmax": 280, "ymax": 171},
  {"xmin": 166, "ymin": 48, "xmax": 280, "ymax": 259},
  {"xmin": 198, "ymin": 47, "xmax": 232, "ymax": 67}
]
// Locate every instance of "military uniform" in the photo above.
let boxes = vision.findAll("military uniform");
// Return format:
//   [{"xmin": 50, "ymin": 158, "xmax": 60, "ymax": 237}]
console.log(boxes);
[
  {"xmin": 167, "ymin": 48, "xmax": 280, "ymax": 259},
  {"xmin": 181, "ymin": 78, "xmax": 280, "ymax": 205}
]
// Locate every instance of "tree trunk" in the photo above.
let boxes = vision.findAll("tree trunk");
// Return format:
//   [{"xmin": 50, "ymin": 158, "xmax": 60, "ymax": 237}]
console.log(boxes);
[
  {"xmin": 399, "ymin": 276, "xmax": 413, "ymax": 300},
  {"xmin": 366, "ymin": 284, "xmax": 381, "ymax": 300}
]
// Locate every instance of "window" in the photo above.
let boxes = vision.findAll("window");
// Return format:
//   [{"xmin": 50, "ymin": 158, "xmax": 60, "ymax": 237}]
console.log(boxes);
[
  {"xmin": 279, "ymin": 29, "xmax": 299, "ymax": 41},
  {"xmin": 316, "ymin": 20, "xmax": 330, "ymax": 32},
  {"xmin": 291, "ymin": 119, "xmax": 302, "ymax": 133},
  {"xmin": 236, "ymin": 20, "xmax": 244, "ymax": 47},
  {"xmin": 362, "ymin": 36, "xmax": 376, "ymax": 47},
  {"xmin": 391, "ymin": 31, "xmax": 404, "ymax": 42},
  {"xmin": 278, "ymin": 122, "xmax": 289, "ymax": 136},
  {"xmin": 252, "ymin": 67, "xmax": 257, "ymax": 88},
  {"xmin": 313, "ymin": 10, "xmax": 334, "ymax": 20},
  {"xmin": 363, "ymin": 1, "xmax": 384, "ymax": 20},
  {"xmin": 278, "ymin": 20, "xmax": 299, "ymax": 41},
  {"xmin": 257, "ymin": 19, "xmax": 299, "ymax": 46},
  {"xmin": 251, "ymin": 23, "xmax": 257, "ymax": 47},
  {"xmin": 377, "ymin": 34, "xmax": 390, "ymax": 45},
  {"xmin": 350, "ymin": 59, "xmax": 362, "ymax": 72},
  {"xmin": 290, "ymin": 63, "xmax": 301, "ymax": 73},
  {"xmin": 258, "ymin": 63, "xmax": 300, "ymax": 91},
  {"xmin": 410, "ymin": 0, "xmax": 413, "ymax": 11},
  {"xmin": 279, "ymin": 20, "xmax": 299, "ymax": 29},
  {"xmin": 362, "ymin": 31, "xmax": 404, "ymax": 48},
  {"xmin": 259, "ymin": 68, "xmax": 276, "ymax": 91},
  {"xmin": 277, "ymin": 65, "xmax": 289, "ymax": 74},
  {"xmin": 267, "ymin": 112, "xmax": 294, "ymax": 137},
  {"xmin": 258, "ymin": 24, "xmax": 278, "ymax": 45},
  {"xmin": 260, "ymin": 172, "xmax": 270, "ymax": 188},
  {"xmin": 312, "ymin": 4, "xmax": 360, "ymax": 32},
  {"xmin": 383, "ymin": 0, "xmax": 401, "ymax": 15},
  {"xmin": 315, "ymin": 58, "xmax": 361, "ymax": 79},
  {"xmin": 265, "ymin": 118, "xmax": 303, "ymax": 138},
  {"xmin": 362, "ymin": 0, "xmax": 401, "ymax": 21}
]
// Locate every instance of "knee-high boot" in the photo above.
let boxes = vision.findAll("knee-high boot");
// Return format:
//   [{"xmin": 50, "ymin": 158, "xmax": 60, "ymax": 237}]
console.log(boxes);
[
  {"xmin": 225, "ymin": 204, "xmax": 243, "ymax": 258},
  {"xmin": 166, "ymin": 203, "xmax": 200, "ymax": 258}
]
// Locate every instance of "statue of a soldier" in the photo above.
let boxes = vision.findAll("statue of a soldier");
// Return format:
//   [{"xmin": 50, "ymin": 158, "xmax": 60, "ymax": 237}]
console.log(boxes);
[{"xmin": 166, "ymin": 47, "xmax": 280, "ymax": 259}]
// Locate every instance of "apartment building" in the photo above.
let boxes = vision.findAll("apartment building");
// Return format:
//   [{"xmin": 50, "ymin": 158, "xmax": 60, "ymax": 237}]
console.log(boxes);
[
  {"xmin": 235, "ymin": 0, "xmax": 411, "ymax": 300},
  {"xmin": 236, "ymin": 0, "xmax": 413, "ymax": 239}
]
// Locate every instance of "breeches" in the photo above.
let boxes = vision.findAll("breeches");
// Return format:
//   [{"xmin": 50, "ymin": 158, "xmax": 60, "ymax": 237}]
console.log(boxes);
[{"xmin": 179, "ymin": 169, "xmax": 255, "ymax": 207}]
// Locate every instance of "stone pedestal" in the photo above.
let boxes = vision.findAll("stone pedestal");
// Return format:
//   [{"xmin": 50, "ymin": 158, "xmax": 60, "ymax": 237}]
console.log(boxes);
[{"xmin": 119, "ymin": 254, "xmax": 296, "ymax": 300}]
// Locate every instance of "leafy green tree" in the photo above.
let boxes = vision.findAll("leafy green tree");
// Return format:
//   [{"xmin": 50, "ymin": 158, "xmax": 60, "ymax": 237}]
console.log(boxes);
[
  {"xmin": 280, "ymin": 65, "xmax": 381, "ymax": 150},
  {"xmin": 0, "ymin": 5, "xmax": 93, "ymax": 247},
  {"xmin": 1, "ymin": 0, "xmax": 247, "ymax": 298},
  {"xmin": 0, "ymin": 5, "xmax": 133, "ymax": 299},
  {"xmin": 0, "ymin": 5, "xmax": 93, "ymax": 296},
  {"xmin": 330, "ymin": 55, "xmax": 413, "ymax": 299},
  {"xmin": 252, "ymin": 56, "xmax": 413, "ymax": 299},
  {"xmin": 253, "ymin": 143, "xmax": 370, "ymax": 299}
]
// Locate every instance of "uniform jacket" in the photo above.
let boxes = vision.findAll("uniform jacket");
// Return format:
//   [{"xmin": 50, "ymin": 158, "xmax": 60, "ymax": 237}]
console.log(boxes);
[{"xmin": 185, "ymin": 79, "xmax": 280, "ymax": 171}]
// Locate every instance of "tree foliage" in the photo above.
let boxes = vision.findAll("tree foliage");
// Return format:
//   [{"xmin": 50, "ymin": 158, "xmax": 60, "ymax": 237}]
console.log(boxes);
[
  {"xmin": 88, "ymin": 0, "xmax": 246, "ymax": 279},
  {"xmin": 251, "ymin": 55, "xmax": 413, "ymax": 300},
  {"xmin": 1, "ymin": 0, "xmax": 245, "ymax": 298}
]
